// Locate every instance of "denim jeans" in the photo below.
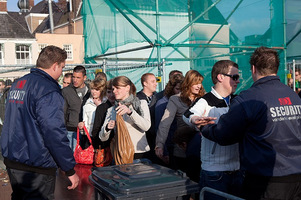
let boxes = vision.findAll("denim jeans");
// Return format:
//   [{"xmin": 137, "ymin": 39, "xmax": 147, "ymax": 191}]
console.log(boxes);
[
  {"xmin": 200, "ymin": 169, "xmax": 244, "ymax": 200},
  {"xmin": 67, "ymin": 131, "xmax": 77, "ymax": 152}
]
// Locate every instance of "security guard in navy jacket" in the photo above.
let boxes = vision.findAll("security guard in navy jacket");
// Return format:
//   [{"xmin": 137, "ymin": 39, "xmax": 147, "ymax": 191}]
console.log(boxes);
[
  {"xmin": 202, "ymin": 47, "xmax": 301, "ymax": 200},
  {"xmin": 1, "ymin": 46, "xmax": 79, "ymax": 200}
]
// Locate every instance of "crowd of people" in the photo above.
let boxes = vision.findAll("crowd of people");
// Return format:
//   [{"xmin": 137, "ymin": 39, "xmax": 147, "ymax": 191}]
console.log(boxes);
[{"xmin": 0, "ymin": 45, "xmax": 301, "ymax": 200}]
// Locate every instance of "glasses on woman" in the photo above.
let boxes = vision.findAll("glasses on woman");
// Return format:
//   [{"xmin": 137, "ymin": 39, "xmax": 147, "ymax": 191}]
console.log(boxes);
[{"xmin": 222, "ymin": 74, "xmax": 240, "ymax": 81}]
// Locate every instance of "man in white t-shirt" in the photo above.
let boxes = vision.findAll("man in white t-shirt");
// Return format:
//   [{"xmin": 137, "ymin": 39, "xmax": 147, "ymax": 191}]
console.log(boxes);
[{"xmin": 183, "ymin": 60, "xmax": 243, "ymax": 199}]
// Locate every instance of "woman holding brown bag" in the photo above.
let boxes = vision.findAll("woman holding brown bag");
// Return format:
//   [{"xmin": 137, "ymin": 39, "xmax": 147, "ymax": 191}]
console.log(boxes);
[{"xmin": 99, "ymin": 76, "xmax": 151, "ymax": 164}]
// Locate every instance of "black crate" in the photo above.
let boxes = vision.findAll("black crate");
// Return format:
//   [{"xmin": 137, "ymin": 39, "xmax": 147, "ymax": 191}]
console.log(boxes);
[{"xmin": 89, "ymin": 162, "xmax": 200, "ymax": 200}]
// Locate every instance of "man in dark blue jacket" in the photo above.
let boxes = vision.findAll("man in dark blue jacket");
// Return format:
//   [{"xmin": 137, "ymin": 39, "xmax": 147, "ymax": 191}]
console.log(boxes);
[
  {"xmin": 1, "ymin": 46, "xmax": 79, "ymax": 200},
  {"xmin": 201, "ymin": 46, "xmax": 301, "ymax": 200}
]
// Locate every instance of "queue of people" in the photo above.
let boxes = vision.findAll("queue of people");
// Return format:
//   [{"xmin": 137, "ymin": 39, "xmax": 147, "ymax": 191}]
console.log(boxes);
[{"xmin": 0, "ymin": 45, "xmax": 301, "ymax": 200}]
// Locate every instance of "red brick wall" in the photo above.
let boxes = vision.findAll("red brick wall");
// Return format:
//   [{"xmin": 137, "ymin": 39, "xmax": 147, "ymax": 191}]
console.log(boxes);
[
  {"xmin": 29, "ymin": 0, "xmax": 34, "ymax": 9},
  {"xmin": 0, "ymin": 2, "xmax": 7, "ymax": 12}
]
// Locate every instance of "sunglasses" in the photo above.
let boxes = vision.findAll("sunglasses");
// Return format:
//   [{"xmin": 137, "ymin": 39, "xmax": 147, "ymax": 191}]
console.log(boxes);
[{"xmin": 222, "ymin": 74, "xmax": 240, "ymax": 81}]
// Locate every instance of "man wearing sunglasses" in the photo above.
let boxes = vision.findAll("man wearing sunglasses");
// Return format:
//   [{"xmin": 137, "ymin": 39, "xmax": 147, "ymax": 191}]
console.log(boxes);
[
  {"xmin": 183, "ymin": 60, "xmax": 242, "ymax": 199},
  {"xmin": 201, "ymin": 47, "xmax": 301, "ymax": 200}
]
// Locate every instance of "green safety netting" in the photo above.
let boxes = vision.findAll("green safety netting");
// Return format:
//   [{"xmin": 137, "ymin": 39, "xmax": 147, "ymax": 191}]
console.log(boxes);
[{"xmin": 82, "ymin": 0, "xmax": 286, "ymax": 93}]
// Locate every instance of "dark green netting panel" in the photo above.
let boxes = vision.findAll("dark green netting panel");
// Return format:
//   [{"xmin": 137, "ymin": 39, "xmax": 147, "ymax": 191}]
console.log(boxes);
[{"xmin": 82, "ymin": 0, "xmax": 286, "ymax": 93}]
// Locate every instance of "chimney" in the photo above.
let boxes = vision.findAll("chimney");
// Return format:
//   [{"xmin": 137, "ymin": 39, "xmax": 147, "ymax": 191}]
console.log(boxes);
[
  {"xmin": 0, "ymin": 0, "xmax": 7, "ymax": 12},
  {"xmin": 29, "ymin": 0, "xmax": 34, "ymax": 9}
]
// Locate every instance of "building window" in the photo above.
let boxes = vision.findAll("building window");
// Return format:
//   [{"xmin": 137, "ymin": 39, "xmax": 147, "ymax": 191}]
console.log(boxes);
[
  {"xmin": 38, "ymin": 44, "xmax": 47, "ymax": 53},
  {"xmin": 63, "ymin": 44, "xmax": 73, "ymax": 60},
  {"xmin": 16, "ymin": 44, "xmax": 31, "ymax": 65},
  {"xmin": 0, "ymin": 44, "xmax": 3, "ymax": 65}
]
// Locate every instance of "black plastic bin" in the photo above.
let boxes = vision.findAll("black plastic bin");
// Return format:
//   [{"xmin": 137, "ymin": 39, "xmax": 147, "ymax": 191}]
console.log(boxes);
[{"xmin": 89, "ymin": 162, "xmax": 200, "ymax": 200}]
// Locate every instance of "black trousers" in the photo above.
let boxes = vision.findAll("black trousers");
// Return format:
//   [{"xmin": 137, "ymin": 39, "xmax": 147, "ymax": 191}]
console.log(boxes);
[
  {"xmin": 243, "ymin": 172, "xmax": 301, "ymax": 200},
  {"xmin": 7, "ymin": 168, "xmax": 56, "ymax": 200}
]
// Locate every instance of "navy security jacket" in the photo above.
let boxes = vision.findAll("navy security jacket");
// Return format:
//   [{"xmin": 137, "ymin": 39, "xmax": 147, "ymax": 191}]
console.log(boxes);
[
  {"xmin": 202, "ymin": 76, "xmax": 301, "ymax": 177},
  {"xmin": 1, "ymin": 68, "xmax": 75, "ymax": 176}
]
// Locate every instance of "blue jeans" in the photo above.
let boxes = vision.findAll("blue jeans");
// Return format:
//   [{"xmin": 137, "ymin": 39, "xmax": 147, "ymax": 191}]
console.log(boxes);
[
  {"xmin": 67, "ymin": 131, "xmax": 77, "ymax": 152},
  {"xmin": 200, "ymin": 169, "xmax": 244, "ymax": 200}
]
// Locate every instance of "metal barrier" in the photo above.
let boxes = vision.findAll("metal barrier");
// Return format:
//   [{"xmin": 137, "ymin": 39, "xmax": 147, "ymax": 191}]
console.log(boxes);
[{"xmin": 200, "ymin": 187, "xmax": 245, "ymax": 200}]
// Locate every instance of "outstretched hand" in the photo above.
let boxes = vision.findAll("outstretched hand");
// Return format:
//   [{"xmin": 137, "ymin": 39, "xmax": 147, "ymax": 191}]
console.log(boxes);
[
  {"xmin": 191, "ymin": 116, "xmax": 216, "ymax": 128},
  {"xmin": 191, "ymin": 110, "xmax": 216, "ymax": 129}
]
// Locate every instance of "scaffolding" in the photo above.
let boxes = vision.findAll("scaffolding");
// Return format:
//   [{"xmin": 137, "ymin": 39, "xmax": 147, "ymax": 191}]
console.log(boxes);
[{"xmin": 82, "ymin": 0, "xmax": 286, "ymax": 93}]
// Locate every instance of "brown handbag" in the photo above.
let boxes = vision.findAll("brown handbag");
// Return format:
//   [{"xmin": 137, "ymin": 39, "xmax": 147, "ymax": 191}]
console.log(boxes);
[{"xmin": 112, "ymin": 114, "xmax": 135, "ymax": 165}]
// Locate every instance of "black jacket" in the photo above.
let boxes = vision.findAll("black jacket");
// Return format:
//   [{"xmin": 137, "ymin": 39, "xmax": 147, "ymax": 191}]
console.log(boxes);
[
  {"xmin": 136, "ymin": 91, "xmax": 157, "ymax": 149},
  {"xmin": 62, "ymin": 84, "xmax": 90, "ymax": 131},
  {"xmin": 91, "ymin": 101, "xmax": 113, "ymax": 149}
]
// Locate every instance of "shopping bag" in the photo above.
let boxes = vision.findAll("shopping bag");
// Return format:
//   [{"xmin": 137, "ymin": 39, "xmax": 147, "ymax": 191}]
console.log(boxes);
[
  {"xmin": 112, "ymin": 114, "xmax": 135, "ymax": 165},
  {"xmin": 74, "ymin": 126, "xmax": 94, "ymax": 164}
]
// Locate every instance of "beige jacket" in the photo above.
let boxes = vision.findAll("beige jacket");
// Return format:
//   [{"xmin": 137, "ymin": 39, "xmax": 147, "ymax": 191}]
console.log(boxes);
[{"xmin": 99, "ymin": 100, "xmax": 151, "ymax": 153}]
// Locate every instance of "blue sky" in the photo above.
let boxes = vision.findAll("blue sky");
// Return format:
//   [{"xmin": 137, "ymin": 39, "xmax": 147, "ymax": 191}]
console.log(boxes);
[{"xmin": 7, "ymin": 0, "xmax": 43, "ymax": 11}]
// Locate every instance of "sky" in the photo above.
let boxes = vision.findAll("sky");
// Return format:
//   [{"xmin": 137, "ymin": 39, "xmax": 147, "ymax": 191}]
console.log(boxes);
[{"xmin": 7, "ymin": 0, "xmax": 43, "ymax": 12}]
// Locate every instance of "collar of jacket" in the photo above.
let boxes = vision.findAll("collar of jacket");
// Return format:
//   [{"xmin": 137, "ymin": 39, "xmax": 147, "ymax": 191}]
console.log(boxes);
[
  {"xmin": 30, "ymin": 68, "xmax": 60, "ymax": 88},
  {"xmin": 252, "ymin": 75, "xmax": 280, "ymax": 87}
]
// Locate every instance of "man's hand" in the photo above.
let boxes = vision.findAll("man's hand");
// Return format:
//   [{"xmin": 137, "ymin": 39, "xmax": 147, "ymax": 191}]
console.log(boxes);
[
  {"xmin": 67, "ymin": 173, "xmax": 79, "ymax": 190},
  {"xmin": 191, "ymin": 116, "xmax": 216, "ymax": 129}
]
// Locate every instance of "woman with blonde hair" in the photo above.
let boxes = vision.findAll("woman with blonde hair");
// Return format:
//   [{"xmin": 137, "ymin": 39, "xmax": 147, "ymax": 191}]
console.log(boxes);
[
  {"xmin": 78, "ymin": 78, "xmax": 107, "ymax": 135},
  {"xmin": 100, "ymin": 76, "xmax": 151, "ymax": 161},
  {"xmin": 155, "ymin": 70, "xmax": 205, "ymax": 171}
]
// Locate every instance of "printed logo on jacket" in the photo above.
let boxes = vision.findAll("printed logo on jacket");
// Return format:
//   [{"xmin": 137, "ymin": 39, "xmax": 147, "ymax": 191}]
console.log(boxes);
[
  {"xmin": 270, "ymin": 97, "xmax": 301, "ymax": 122},
  {"xmin": 8, "ymin": 80, "xmax": 27, "ymax": 104}
]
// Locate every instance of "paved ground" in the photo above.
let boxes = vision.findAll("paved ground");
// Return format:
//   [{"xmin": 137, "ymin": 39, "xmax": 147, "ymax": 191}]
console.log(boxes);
[
  {"xmin": 0, "ymin": 154, "xmax": 95, "ymax": 200},
  {"xmin": 0, "ymin": 154, "xmax": 12, "ymax": 200}
]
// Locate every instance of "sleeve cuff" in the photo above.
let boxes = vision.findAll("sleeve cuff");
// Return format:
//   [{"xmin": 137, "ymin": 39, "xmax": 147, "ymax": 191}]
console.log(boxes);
[{"xmin": 65, "ymin": 169, "xmax": 76, "ymax": 177}]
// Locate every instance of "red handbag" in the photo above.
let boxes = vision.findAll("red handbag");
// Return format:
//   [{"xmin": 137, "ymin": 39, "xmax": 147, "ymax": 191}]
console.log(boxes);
[{"xmin": 74, "ymin": 126, "xmax": 94, "ymax": 165}]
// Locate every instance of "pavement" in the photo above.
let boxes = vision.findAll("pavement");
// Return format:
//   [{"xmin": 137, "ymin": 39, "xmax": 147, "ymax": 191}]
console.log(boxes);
[
  {"xmin": 0, "ymin": 151, "xmax": 95, "ymax": 200},
  {"xmin": 0, "ymin": 152, "xmax": 12, "ymax": 200}
]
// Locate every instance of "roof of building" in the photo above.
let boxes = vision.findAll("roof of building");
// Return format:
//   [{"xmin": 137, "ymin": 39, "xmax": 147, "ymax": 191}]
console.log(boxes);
[
  {"xmin": 30, "ymin": 0, "xmax": 64, "ymax": 14},
  {"xmin": 34, "ymin": 12, "xmax": 65, "ymax": 33},
  {"xmin": 32, "ymin": 0, "xmax": 79, "ymax": 33},
  {"xmin": 1, "ymin": 0, "xmax": 82, "ymax": 37},
  {"xmin": 0, "ymin": 12, "xmax": 34, "ymax": 39}
]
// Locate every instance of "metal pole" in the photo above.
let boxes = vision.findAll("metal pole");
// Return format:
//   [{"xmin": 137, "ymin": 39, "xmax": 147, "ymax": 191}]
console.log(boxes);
[
  {"xmin": 200, "ymin": 187, "xmax": 245, "ymax": 200},
  {"xmin": 293, "ymin": 59, "xmax": 296, "ymax": 92},
  {"xmin": 103, "ymin": 59, "xmax": 107, "ymax": 74},
  {"xmin": 282, "ymin": 0, "xmax": 287, "ymax": 86},
  {"xmin": 156, "ymin": 0, "xmax": 162, "ymax": 91},
  {"xmin": 48, "ymin": 0, "xmax": 54, "ymax": 33},
  {"xmin": 167, "ymin": 44, "xmax": 285, "ymax": 49},
  {"xmin": 95, "ymin": 45, "xmax": 153, "ymax": 58},
  {"xmin": 162, "ymin": 59, "xmax": 166, "ymax": 89}
]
